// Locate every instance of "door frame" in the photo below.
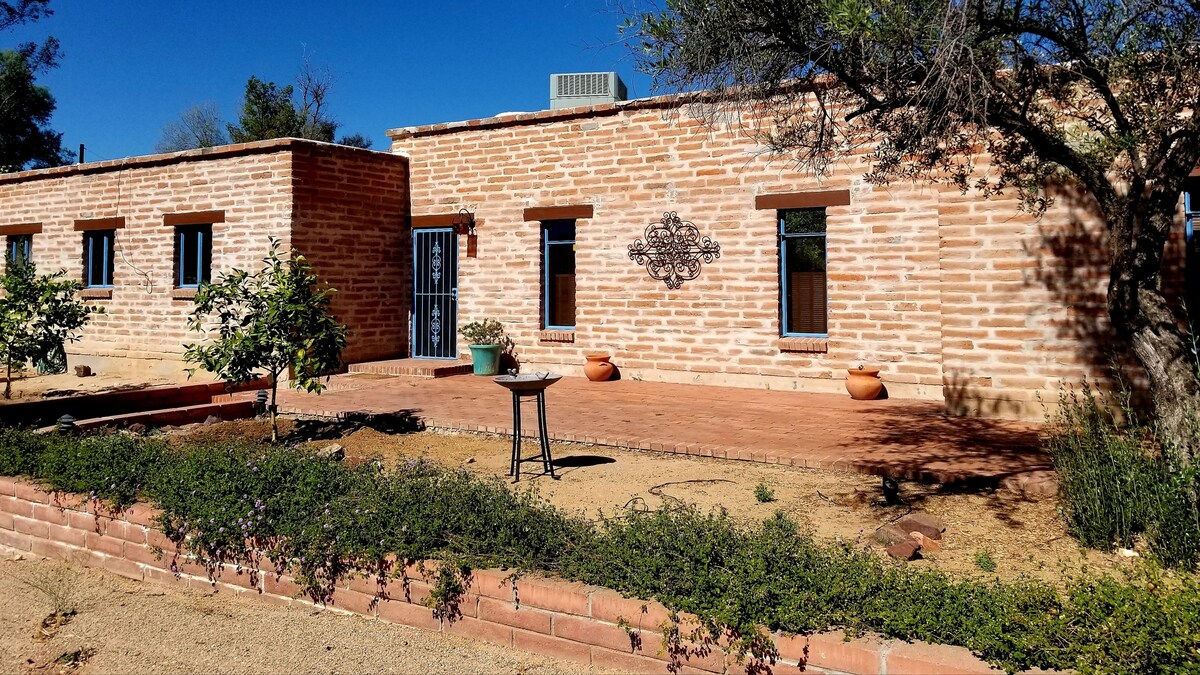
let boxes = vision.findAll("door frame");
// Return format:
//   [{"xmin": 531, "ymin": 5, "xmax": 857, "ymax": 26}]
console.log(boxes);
[{"xmin": 410, "ymin": 227, "xmax": 459, "ymax": 359}]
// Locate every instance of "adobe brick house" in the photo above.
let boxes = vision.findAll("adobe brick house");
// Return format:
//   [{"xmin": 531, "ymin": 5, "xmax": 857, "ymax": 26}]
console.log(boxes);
[
  {"xmin": 1, "ymin": 100, "xmax": 1194, "ymax": 420},
  {"xmin": 389, "ymin": 96, "xmax": 1198, "ymax": 420},
  {"xmin": 0, "ymin": 139, "xmax": 410, "ymax": 378}
]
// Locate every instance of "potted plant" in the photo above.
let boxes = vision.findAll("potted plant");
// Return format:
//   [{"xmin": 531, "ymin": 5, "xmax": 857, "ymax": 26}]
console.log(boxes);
[
  {"xmin": 845, "ymin": 365, "xmax": 883, "ymax": 400},
  {"xmin": 459, "ymin": 318, "xmax": 511, "ymax": 376}
]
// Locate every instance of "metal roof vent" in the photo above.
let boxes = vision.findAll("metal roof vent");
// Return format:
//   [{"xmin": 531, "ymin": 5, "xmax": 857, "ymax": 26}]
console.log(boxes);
[{"xmin": 550, "ymin": 72, "xmax": 628, "ymax": 109}]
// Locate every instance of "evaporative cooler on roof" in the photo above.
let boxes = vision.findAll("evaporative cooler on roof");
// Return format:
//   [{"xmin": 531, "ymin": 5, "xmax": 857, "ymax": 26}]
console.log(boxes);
[{"xmin": 550, "ymin": 72, "xmax": 628, "ymax": 109}]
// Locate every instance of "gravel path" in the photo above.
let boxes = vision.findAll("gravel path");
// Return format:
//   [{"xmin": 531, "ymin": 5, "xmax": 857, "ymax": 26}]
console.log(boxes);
[{"xmin": 0, "ymin": 552, "xmax": 617, "ymax": 675}]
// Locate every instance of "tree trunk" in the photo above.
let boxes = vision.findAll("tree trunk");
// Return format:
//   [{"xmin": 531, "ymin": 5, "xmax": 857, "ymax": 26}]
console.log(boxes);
[
  {"xmin": 1108, "ymin": 204, "xmax": 1200, "ymax": 468},
  {"xmin": 269, "ymin": 372, "xmax": 279, "ymax": 444},
  {"xmin": 3, "ymin": 358, "xmax": 10, "ymax": 400},
  {"xmin": 1125, "ymin": 300, "xmax": 1200, "ymax": 467}
]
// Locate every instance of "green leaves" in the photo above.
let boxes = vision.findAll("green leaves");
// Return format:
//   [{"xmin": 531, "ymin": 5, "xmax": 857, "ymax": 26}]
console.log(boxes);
[
  {"xmin": 0, "ymin": 260, "xmax": 99, "ymax": 398},
  {"xmin": 459, "ymin": 318, "xmax": 510, "ymax": 347},
  {"xmin": 184, "ymin": 239, "xmax": 347, "ymax": 440},
  {"xmin": 2, "ymin": 427, "xmax": 1199, "ymax": 673}
]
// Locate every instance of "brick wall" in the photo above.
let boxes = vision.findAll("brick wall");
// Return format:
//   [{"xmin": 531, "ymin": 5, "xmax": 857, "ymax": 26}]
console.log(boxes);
[
  {"xmin": 291, "ymin": 143, "xmax": 411, "ymax": 364},
  {"xmin": 0, "ymin": 475, "xmax": 1013, "ymax": 675},
  {"xmin": 389, "ymin": 101, "xmax": 1144, "ymax": 418},
  {"xmin": 0, "ymin": 140, "xmax": 410, "ymax": 378}
]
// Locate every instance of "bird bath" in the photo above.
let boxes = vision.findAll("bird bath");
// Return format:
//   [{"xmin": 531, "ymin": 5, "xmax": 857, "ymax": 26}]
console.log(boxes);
[
  {"xmin": 492, "ymin": 372, "xmax": 562, "ymax": 393},
  {"xmin": 493, "ymin": 372, "xmax": 561, "ymax": 481}
]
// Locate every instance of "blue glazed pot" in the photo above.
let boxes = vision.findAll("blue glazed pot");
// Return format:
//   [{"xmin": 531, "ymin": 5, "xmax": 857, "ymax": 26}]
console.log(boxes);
[{"xmin": 468, "ymin": 344, "xmax": 502, "ymax": 376}]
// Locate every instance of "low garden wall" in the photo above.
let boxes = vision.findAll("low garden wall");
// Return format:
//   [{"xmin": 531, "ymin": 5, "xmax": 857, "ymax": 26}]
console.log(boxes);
[
  {"xmin": 0, "ymin": 476, "xmax": 1019, "ymax": 675},
  {"xmin": 0, "ymin": 380, "xmax": 265, "ymax": 428}
]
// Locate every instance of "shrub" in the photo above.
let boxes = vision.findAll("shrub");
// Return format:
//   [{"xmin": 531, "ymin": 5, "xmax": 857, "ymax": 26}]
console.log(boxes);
[
  {"xmin": 974, "ymin": 549, "xmax": 997, "ymax": 573},
  {"xmin": 1, "ymin": 428, "xmax": 1199, "ymax": 673},
  {"xmin": 458, "ymin": 319, "xmax": 510, "ymax": 347},
  {"xmin": 1047, "ymin": 386, "xmax": 1200, "ymax": 568},
  {"xmin": 753, "ymin": 483, "xmax": 775, "ymax": 503}
]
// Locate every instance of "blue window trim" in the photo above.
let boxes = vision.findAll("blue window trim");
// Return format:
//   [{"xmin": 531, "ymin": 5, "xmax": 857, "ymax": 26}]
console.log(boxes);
[
  {"xmin": 543, "ymin": 221, "xmax": 576, "ymax": 330},
  {"xmin": 779, "ymin": 210, "xmax": 829, "ymax": 338},
  {"xmin": 83, "ymin": 230, "xmax": 114, "ymax": 288},
  {"xmin": 175, "ymin": 224, "xmax": 212, "ymax": 288},
  {"xmin": 6, "ymin": 235, "xmax": 31, "ymax": 265},
  {"xmin": 1186, "ymin": 186, "xmax": 1196, "ymax": 244}
]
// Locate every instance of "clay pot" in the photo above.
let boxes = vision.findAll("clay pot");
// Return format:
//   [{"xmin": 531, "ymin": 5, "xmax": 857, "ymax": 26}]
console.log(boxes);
[
  {"xmin": 583, "ymin": 353, "xmax": 615, "ymax": 382},
  {"xmin": 845, "ymin": 368, "xmax": 883, "ymax": 400}
]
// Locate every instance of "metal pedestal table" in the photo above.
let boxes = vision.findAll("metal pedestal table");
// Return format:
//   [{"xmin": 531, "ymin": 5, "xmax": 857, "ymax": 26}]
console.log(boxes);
[{"xmin": 493, "ymin": 373, "xmax": 563, "ymax": 482}]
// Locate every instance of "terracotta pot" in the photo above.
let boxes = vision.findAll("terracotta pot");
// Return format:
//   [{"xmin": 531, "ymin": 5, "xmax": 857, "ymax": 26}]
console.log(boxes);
[
  {"xmin": 584, "ymin": 353, "xmax": 615, "ymax": 382},
  {"xmin": 845, "ymin": 368, "xmax": 883, "ymax": 400}
]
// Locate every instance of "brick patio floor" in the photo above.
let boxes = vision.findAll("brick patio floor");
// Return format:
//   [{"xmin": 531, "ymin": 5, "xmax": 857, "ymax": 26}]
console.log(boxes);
[{"xmin": 261, "ymin": 373, "xmax": 1054, "ymax": 494}]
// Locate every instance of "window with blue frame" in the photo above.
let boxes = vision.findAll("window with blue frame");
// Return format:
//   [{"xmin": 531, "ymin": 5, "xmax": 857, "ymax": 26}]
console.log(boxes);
[
  {"xmin": 1186, "ymin": 180, "xmax": 1197, "ymax": 247},
  {"xmin": 543, "ymin": 220, "xmax": 576, "ymax": 329},
  {"xmin": 780, "ymin": 209, "xmax": 828, "ymax": 336},
  {"xmin": 5, "ymin": 235, "xmax": 31, "ymax": 266},
  {"xmin": 83, "ymin": 230, "xmax": 115, "ymax": 287},
  {"xmin": 1186, "ymin": 180, "xmax": 1199, "ymax": 312},
  {"xmin": 175, "ymin": 224, "xmax": 212, "ymax": 288}
]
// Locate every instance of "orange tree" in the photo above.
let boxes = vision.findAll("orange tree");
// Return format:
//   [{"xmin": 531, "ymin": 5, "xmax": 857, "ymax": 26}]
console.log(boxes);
[{"xmin": 184, "ymin": 241, "xmax": 346, "ymax": 442}]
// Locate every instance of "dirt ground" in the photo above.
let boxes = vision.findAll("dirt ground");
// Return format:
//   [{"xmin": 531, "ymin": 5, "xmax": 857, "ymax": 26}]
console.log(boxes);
[
  {"xmin": 0, "ymin": 551, "xmax": 615, "ymax": 675},
  {"xmin": 0, "ymin": 371, "xmax": 187, "ymax": 404},
  {"xmin": 177, "ymin": 418, "xmax": 1126, "ymax": 585}
]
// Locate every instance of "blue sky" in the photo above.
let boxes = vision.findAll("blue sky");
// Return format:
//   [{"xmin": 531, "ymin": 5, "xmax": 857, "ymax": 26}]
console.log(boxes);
[{"xmin": 5, "ymin": 1, "xmax": 652, "ymax": 162}]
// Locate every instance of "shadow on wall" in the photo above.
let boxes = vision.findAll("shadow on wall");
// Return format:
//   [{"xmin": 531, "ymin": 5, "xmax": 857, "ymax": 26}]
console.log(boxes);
[
  {"xmin": 1023, "ymin": 182, "xmax": 1150, "ymax": 409},
  {"xmin": 942, "ymin": 370, "xmax": 1031, "ymax": 420}
]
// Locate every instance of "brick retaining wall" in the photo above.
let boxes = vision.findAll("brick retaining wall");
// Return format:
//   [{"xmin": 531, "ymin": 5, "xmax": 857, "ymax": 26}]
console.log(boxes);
[
  {"xmin": 0, "ymin": 380, "xmax": 266, "ymax": 428},
  {"xmin": 0, "ymin": 476, "xmax": 1019, "ymax": 674}
]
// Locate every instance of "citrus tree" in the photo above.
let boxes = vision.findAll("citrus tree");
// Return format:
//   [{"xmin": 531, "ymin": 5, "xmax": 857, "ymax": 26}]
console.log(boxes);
[
  {"xmin": 184, "ymin": 240, "xmax": 347, "ymax": 442},
  {"xmin": 0, "ymin": 261, "xmax": 97, "ymax": 399}
]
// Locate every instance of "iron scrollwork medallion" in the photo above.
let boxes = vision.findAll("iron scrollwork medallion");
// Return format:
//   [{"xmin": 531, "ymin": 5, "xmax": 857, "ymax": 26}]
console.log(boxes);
[{"xmin": 628, "ymin": 212, "xmax": 721, "ymax": 289}]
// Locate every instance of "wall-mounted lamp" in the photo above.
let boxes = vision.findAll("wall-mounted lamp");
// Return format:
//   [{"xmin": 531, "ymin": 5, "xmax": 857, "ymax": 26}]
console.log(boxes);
[
  {"xmin": 453, "ymin": 208, "xmax": 476, "ymax": 236},
  {"xmin": 455, "ymin": 208, "xmax": 478, "ymax": 258}
]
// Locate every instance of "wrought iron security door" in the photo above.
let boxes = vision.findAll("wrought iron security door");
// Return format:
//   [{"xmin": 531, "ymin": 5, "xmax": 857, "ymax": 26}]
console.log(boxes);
[{"xmin": 412, "ymin": 228, "xmax": 459, "ymax": 359}]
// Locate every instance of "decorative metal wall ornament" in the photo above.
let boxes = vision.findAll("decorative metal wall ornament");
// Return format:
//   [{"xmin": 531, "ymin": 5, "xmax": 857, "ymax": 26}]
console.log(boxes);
[{"xmin": 628, "ymin": 212, "xmax": 721, "ymax": 289}]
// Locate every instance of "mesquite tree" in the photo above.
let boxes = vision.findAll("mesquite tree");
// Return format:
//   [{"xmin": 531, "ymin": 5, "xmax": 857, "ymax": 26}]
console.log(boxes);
[
  {"xmin": 0, "ymin": 261, "xmax": 97, "ymax": 399},
  {"xmin": 184, "ymin": 241, "xmax": 347, "ymax": 442},
  {"xmin": 629, "ymin": 0, "xmax": 1200, "ymax": 463}
]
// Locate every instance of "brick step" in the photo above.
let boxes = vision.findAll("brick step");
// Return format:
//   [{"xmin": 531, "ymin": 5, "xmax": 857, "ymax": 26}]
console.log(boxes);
[
  {"xmin": 348, "ymin": 358, "xmax": 474, "ymax": 378},
  {"xmin": 55, "ymin": 400, "xmax": 257, "ymax": 432}
]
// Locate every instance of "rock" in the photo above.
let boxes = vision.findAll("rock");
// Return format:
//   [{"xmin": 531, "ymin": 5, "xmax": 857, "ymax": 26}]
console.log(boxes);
[
  {"xmin": 895, "ymin": 512, "xmax": 945, "ymax": 541},
  {"xmin": 1119, "ymin": 548, "xmax": 1139, "ymax": 558},
  {"xmin": 203, "ymin": 415, "xmax": 220, "ymax": 426},
  {"xmin": 464, "ymin": 456, "xmax": 476, "ymax": 464},
  {"xmin": 127, "ymin": 423, "xmax": 147, "ymax": 434},
  {"xmin": 318, "ymin": 444, "xmax": 345, "ymax": 461},
  {"xmin": 910, "ymin": 532, "xmax": 941, "ymax": 553},
  {"xmin": 870, "ymin": 524, "xmax": 912, "ymax": 547},
  {"xmin": 887, "ymin": 541, "xmax": 922, "ymax": 560},
  {"xmin": 74, "ymin": 365, "xmax": 92, "ymax": 377}
]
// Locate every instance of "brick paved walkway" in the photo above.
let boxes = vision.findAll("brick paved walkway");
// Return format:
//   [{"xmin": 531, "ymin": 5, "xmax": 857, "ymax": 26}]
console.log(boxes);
[{"xmin": 264, "ymin": 374, "xmax": 1052, "ymax": 493}]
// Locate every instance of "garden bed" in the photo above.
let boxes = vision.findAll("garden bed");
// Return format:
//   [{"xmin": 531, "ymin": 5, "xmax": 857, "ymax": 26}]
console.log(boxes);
[
  {"xmin": 1, "ymin": 424, "xmax": 1196, "ymax": 674},
  {"xmin": 179, "ymin": 418, "xmax": 1123, "ymax": 586}
]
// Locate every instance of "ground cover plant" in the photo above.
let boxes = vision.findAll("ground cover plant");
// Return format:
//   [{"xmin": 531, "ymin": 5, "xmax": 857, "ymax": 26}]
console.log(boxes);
[{"xmin": 1, "ymin": 428, "xmax": 1198, "ymax": 673}]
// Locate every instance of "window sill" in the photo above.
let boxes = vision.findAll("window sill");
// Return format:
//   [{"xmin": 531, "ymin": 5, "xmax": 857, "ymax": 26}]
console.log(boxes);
[
  {"xmin": 538, "ymin": 329, "xmax": 576, "ymax": 343},
  {"xmin": 79, "ymin": 288, "xmax": 113, "ymax": 300},
  {"xmin": 777, "ymin": 336, "xmax": 828, "ymax": 353},
  {"xmin": 171, "ymin": 287, "xmax": 199, "ymax": 300}
]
